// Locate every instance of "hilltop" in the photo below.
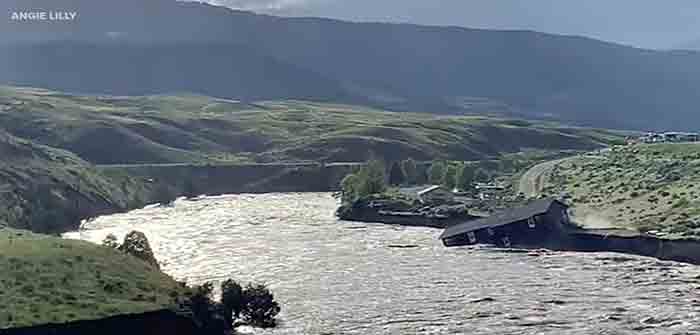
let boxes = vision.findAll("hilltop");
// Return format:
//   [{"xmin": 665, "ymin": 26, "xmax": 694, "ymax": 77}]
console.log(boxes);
[
  {"xmin": 540, "ymin": 143, "xmax": 700, "ymax": 238},
  {"xmin": 0, "ymin": 228, "xmax": 184, "ymax": 328},
  {"xmin": 0, "ymin": 86, "xmax": 623, "ymax": 165},
  {"xmin": 3, "ymin": 0, "xmax": 700, "ymax": 130}
]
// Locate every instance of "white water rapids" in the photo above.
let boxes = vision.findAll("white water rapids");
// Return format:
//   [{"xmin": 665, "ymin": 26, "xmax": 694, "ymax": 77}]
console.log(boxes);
[{"xmin": 64, "ymin": 193, "xmax": 700, "ymax": 334}]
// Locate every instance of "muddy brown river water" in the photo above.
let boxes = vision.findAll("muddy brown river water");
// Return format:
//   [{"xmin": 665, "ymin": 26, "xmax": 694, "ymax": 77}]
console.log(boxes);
[{"xmin": 64, "ymin": 193, "xmax": 700, "ymax": 334}]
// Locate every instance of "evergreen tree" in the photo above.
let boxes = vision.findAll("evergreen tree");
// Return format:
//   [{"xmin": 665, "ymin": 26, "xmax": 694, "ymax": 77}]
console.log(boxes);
[{"xmin": 388, "ymin": 161, "xmax": 406, "ymax": 185}]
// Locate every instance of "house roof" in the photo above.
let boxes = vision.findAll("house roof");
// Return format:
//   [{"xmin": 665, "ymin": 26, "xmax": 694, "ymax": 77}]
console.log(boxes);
[
  {"xmin": 417, "ymin": 185, "xmax": 449, "ymax": 196},
  {"xmin": 439, "ymin": 197, "xmax": 566, "ymax": 240}
]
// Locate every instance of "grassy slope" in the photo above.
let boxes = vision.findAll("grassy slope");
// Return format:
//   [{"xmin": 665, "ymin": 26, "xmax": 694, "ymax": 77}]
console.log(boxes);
[
  {"xmin": 0, "ymin": 229, "xmax": 184, "ymax": 329},
  {"xmin": 0, "ymin": 86, "xmax": 624, "ymax": 165},
  {"xmin": 0, "ymin": 129, "xmax": 150, "ymax": 233},
  {"xmin": 543, "ymin": 143, "xmax": 700, "ymax": 238}
]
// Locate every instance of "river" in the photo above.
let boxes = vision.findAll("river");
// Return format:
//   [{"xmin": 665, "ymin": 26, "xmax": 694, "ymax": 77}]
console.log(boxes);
[{"xmin": 64, "ymin": 193, "xmax": 700, "ymax": 334}]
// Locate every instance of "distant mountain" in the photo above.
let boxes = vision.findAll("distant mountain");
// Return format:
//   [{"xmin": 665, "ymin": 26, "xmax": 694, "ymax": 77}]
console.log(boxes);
[
  {"xmin": 676, "ymin": 38, "xmax": 700, "ymax": 51},
  {"xmin": 3, "ymin": 0, "xmax": 700, "ymax": 130}
]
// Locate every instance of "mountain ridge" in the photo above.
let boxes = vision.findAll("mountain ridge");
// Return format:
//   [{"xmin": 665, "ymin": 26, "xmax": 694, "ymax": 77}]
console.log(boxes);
[{"xmin": 3, "ymin": 0, "xmax": 700, "ymax": 130}]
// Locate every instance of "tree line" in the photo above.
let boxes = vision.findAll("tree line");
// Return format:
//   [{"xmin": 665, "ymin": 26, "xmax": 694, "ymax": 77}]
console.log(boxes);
[{"xmin": 339, "ymin": 158, "xmax": 497, "ymax": 204}]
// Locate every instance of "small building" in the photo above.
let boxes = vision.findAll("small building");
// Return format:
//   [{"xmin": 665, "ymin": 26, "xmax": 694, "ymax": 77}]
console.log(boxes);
[
  {"xmin": 417, "ymin": 185, "xmax": 454, "ymax": 205},
  {"xmin": 439, "ymin": 198, "xmax": 571, "ymax": 248}
]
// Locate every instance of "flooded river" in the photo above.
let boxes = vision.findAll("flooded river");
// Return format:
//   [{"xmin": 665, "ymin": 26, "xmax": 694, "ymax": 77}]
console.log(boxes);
[{"xmin": 64, "ymin": 193, "xmax": 700, "ymax": 334}]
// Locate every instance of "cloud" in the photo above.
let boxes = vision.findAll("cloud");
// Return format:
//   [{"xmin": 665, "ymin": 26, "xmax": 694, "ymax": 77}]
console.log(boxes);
[{"xmin": 200, "ymin": 0, "xmax": 317, "ymax": 11}]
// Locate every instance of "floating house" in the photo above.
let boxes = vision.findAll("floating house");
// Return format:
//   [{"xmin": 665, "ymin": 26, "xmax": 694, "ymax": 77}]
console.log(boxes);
[
  {"xmin": 439, "ymin": 198, "xmax": 571, "ymax": 247},
  {"xmin": 417, "ymin": 185, "xmax": 454, "ymax": 205}
]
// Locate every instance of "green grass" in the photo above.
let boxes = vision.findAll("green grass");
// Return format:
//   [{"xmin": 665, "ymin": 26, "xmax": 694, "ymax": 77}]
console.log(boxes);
[
  {"xmin": 0, "ymin": 86, "xmax": 625, "ymax": 164},
  {"xmin": 0, "ymin": 85, "xmax": 628, "ymax": 232},
  {"xmin": 0, "ymin": 229, "xmax": 184, "ymax": 329},
  {"xmin": 543, "ymin": 143, "xmax": 700, "ymax": 238},
  {"xmin": 0, "ymin": 130, "xmax": 154, "ymax": 233}
]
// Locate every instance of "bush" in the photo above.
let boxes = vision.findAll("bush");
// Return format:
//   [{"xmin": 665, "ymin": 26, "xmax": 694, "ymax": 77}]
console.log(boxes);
[
  {"xmin": 186, "ymin": 282, "xmax": 220, "ymax": 330},
  {"xmin": 241, "ymin": 284, "xmax": 281, "ymax": 328},
  {"xmin": 118, "ymin": 231, "xmax": 160, "ymax": 269},
  {"xmin": 102, "ymin": 234, "xmax": 119, "ymax": 249},
  {"xmin": 221, "ymin": 279, "xmax": 244, "ymax": 328},
  {"xmin": 339, "ymin": 159, "xmax": 387, "ymax": 204}
]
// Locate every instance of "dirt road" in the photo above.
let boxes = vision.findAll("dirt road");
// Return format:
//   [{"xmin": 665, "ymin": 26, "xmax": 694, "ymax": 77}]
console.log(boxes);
[{"xmin": 517, "ymin": 158, "xmax": 571, "ymax": 197}]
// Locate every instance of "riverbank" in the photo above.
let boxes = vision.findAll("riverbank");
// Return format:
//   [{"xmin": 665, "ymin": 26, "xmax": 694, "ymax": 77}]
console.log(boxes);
[
  {"xmin": 63, "ymin": 192, "xmax": 700, "ymax": 334},
  {"xmin": 336, "ymin": 194, "xmax": 482, "ymax": 228},
  {"xmin": 338, "ymin": 192, "xmax": 700, "ymax": 265}
]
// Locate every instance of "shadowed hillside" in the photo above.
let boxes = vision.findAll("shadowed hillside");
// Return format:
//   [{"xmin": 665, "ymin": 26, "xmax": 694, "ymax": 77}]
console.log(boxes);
[
  {"xmin": 0, "ymin": 126, "xmax": 152, "ymax": 232},
  {"xmin": 0, "ymin": 87, "xmax": 624, "ymax": 165},
  {"xmin": 2, "ymin": 0, "xmax": 700, "ymax": 129}
]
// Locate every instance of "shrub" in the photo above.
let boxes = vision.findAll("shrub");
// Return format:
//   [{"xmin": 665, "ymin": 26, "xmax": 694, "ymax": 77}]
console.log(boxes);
[
  {"xmin": 339, "ymin": 159, "xmax": 387, "ymax": 204},
  {"xmin": 221, "ymin": 279, "xmax": 244, "ymax": 328},
  {"xmin": 118, "ymin": 231, "xmax": 159, "ymax": 269},
  {"xmin": 185, "ymin": 282, "xmax": 224, "ymax": 332},
  {"xmin": 241, "ymin": 284, "xmax": 281, "ymax": 328},
  {"xmin": 102, "ymin": 234, "xmax": 119, "ymax": 249},
  {"xmin": 673, "ymin": 198, "xmax": 690, "ymax": 209}
]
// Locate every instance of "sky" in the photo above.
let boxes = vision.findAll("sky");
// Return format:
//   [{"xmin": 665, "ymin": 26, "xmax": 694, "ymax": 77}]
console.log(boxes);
[{"xmin": 197, "ymin": 0, "xmax": 700, "ymax": 49}]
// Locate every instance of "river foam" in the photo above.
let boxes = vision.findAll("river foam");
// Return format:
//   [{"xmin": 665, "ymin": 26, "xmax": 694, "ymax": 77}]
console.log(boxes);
[{"xmin": 64, "ymin": 193, "xmax": 700, "ymax": 334}]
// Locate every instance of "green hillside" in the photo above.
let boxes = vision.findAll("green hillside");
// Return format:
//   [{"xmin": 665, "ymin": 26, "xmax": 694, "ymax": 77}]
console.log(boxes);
[
  {"xmin": 542, "ymin": 143, "xmax": 700, "ymax": 238},
  {"xmin": 0, "ymin": 228, "xmax": 183, "ymax": 329},
  {"xmin": 0, "ymin": 128, "xmax": 150, "ymax": 233},
  {"xmin": 0, "ymin": 86, "xmax": 624, "ymax": 165}
]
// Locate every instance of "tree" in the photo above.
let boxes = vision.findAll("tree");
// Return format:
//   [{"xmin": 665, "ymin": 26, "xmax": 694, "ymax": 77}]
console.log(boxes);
[
  {"xmin": 118, "ymin": 231, "xmax": 160, "ymax": 269},
  {"xmin": 186, "ymin": 282, "xmax": 221, "ymax": 331},
  {"xmin": 474, "ymin": 168, "xmax": 490, "ymax": 183},
  {"xmin": 241, "ymin": 283, "xmax": 281, "ymax": 328},
  {"xmin": 339, "ymin": 159, "xmax": 387, "ymax": 203},
  {"xmin": 457, "ymin": 164, "xmax": 475, "ymax": 191},
  {"xmin": 102, "ymin": 233, "xmax": 119, "ymax": 249},
  {"xmin": 388, "ymin": 162, "xmax": 406, "ymax": 186},
  {"xmin": 428, "ymin": 161, "xmax": 446, "ymax": 185},
  {"xmin": 221, "ymin": 279, "xmax": 244, "ymax": 328},
  {"xmin": 356, "ymin": 159, "xmax": 387, "ymax": 196},
  {"xmin": 401, "ymin": 158, "xmax": 418, "ymax": 185},
  {"xmin": 340, "ymin": 173, "xmax": 361, "ymax": 203},
  {"xmin": 442, "ymin": 164, "xmax": 459, "ymax": 190}
]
